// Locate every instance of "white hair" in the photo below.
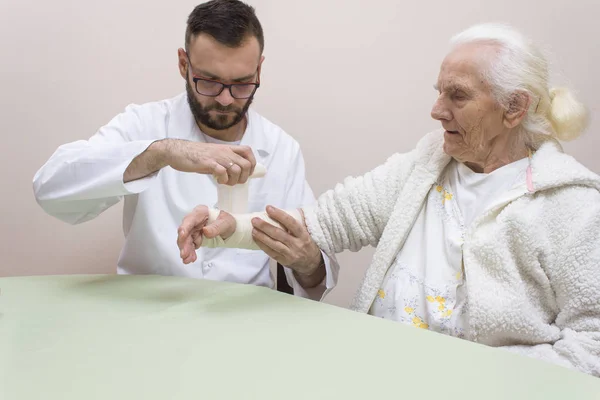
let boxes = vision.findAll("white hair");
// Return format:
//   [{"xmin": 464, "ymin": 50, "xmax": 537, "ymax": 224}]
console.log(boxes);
[{"xmin": 449, "ymin": 23, "xmax": 589, "ymax": 142}]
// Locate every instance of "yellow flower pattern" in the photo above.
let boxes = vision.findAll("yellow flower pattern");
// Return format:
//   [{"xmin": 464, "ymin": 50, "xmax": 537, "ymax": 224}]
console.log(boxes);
[
  {"xmin": 412, "ymin": 316, "xmax": 429, "ymax": 330},
  {"xmin": 436, "ymin": 185, "xmax": 454, "ymax": 204},
  {"xmin": 404, "ymin": 308, "xmax": 429, "ymax": 329},
  {"xmin": 373, "ymin": 286, "xmax": 461, "ymax": 333},
  {"xmin": 428, "ymin": 295, "xmax": 452, "ymax": 316},
  {"xmin": 370, "ymin": 172, "xmax": 468, "ymax": 339}
]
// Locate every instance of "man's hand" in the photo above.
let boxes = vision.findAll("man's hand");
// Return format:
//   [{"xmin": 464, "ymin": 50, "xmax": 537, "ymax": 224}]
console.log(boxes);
[
  {"xmin": 164, "ymin": 139, "xmax": 256, "ymax": 185},
  {"xmin": 177, "ymin": 205, "xmax": 236, "ymax": 264},
  {"xmin": 124, "ymin": 139, "xmax": 256, "ymax": 185},
  {"xmin": 251, "ymin": 206, "xmax": 325, "ymax": 288}
]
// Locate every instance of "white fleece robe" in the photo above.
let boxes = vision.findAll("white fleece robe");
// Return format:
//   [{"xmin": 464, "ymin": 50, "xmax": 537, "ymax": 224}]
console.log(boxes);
[{"xmin": 303, "ymin": 129, "xmax": 600, "ymax": 377}]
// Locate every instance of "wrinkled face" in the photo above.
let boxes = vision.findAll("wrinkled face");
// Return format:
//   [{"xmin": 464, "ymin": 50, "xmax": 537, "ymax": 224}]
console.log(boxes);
[
  {"xmin": 431, "ymin": 43, "xmax": 508, "ymax": 164},
  {"xmin": 179, "ymin": 33, "xmax": 263, "ymax": 131}
]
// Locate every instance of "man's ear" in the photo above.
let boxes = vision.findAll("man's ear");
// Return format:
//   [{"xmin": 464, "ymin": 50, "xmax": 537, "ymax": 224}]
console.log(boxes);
[
  {"xmin": 177, "ymin": 48, "xmax": 188, "ymax": 80},
  {"xmin": 503, "ymin": 90, "xmax": 532, "ymax": 129}
]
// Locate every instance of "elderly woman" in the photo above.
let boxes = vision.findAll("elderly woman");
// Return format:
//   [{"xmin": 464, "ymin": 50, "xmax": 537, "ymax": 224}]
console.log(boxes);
[{"xmin": 177, "ymin": 23, "xmax": 599, "ymax": 376}]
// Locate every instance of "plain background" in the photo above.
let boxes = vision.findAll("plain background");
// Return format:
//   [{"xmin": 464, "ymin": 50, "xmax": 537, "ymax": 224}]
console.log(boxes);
[{"xmin": 1, "ymin": 0, "xmax": 598, "ymax": 307}]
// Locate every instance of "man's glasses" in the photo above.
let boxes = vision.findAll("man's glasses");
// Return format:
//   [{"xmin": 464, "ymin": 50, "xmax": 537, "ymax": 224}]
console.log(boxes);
[{"xmin": 187, "ymin": 54, "xmax": 260, "ymax": 99}]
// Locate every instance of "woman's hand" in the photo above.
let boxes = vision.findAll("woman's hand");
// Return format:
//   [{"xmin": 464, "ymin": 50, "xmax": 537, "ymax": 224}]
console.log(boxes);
[
  {"xmin": 177, "ymin": 205, "xmax": 237, "ymax": 264},
  {"xmin": 251, "ymin": 206, "xmax": 325, "ymax": 288}
]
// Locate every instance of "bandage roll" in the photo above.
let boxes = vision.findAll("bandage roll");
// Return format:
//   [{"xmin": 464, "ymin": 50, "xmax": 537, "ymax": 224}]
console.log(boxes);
[{"xmin": 216, "ymin": 163, "xmax": 267, "ymax": 213}]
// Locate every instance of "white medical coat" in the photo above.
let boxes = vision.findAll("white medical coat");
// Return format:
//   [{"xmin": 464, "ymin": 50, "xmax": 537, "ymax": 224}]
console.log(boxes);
[{"xmin": 33, "ymin": 93, "xmax": 337, "ymax": 299}]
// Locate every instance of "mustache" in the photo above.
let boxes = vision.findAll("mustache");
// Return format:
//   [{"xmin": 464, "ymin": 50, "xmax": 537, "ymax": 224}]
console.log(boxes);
[{"xmin": 206, "ymin": 104, "xmax": 241, "ymax": 113}]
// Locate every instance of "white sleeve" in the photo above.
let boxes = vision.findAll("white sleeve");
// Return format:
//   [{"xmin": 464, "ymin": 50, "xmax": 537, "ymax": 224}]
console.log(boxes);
[
  {"xmin": 282, "ymin": 247, "xmax": 340, "ymax": 301},
  {"xmin": 32, "ymin": 103, "xmax": 167, "ymax": 225},
  {"xmin": 277, "ymin": 142, "xmax": 340, "ymax": 301},
  {"xmin": 302, "ymin": 151, "xmax": 414, "ymax": 255}
]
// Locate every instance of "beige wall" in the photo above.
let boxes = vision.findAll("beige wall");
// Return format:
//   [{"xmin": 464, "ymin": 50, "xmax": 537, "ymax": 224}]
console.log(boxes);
[{"xmin": 1, "ymin": 0, "xmax": 598, "ymax": 308}]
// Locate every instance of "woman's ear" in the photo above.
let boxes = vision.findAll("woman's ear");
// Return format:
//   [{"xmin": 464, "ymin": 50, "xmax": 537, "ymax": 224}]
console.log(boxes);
[{"xmin": 503, "ymin": 90, "xmax": 532, "ymax": 129}]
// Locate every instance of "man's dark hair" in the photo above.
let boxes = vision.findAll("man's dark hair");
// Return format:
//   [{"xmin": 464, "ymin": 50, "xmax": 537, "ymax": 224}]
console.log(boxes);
[{"xmin": 185, "ymin": 0, "xmax": 264, "ymax": 54}]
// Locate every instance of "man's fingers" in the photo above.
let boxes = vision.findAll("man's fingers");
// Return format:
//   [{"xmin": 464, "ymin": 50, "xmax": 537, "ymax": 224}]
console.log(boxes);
[
  {"xmin": 211, "ymin": 162, "xmax": 229, "ymax": 184},
  {"xmin": 226, "ymin": 163, "xmax": 242, "ymax": 186},
  {"xmin": 226, "ymin": 152, "xmax": 253, "ymax": 185},
  {"xmin": 237, "ymin": 157, "xmax": 252, "ymax": 184},
  {"xmin": 232, "ymin": 145, "xmax": 256, "ymax": 176},
  {"xmin": 210, "ymin": 146, "xmax": 255, "ymax": 186}
]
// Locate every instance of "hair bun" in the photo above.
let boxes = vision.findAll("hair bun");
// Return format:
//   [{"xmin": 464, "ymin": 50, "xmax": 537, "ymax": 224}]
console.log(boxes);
[{"xmin": 548, "ymin": 87, "xmax": 590, "ymax": 141}]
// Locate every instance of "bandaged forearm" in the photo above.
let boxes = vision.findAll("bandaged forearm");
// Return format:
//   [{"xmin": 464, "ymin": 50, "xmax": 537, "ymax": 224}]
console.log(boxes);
[{"xmin": 201, "ymin": 208, "xmax": 303, "ymax": 250}]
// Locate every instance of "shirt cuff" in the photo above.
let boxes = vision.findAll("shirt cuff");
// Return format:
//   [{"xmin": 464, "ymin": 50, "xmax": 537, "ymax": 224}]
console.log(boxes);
[
  {"xmin": 283, "ymin": 250, "xmax": 340, "ymax": 301},
  {"xmin": 114, "ymin": 140, "xmax": 162, "ymax": 195}
]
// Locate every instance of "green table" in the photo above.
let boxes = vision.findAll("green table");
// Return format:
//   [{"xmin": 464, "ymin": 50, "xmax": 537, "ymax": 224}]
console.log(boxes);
[{"xmin": 1, "ymin": 275, "xmax": 598, "ymax": 399}]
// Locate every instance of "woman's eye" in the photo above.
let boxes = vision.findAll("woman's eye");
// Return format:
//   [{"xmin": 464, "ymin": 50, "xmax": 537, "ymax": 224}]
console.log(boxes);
[{"xmin": 453, "ymin": 92, "xmax": 468, "ymax": 101}]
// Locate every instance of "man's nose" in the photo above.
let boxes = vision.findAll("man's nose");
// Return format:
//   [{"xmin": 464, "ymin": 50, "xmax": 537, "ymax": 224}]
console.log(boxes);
[{"xmin": 215, "ymin": 88, "xmax": 235, "ymax": 107}]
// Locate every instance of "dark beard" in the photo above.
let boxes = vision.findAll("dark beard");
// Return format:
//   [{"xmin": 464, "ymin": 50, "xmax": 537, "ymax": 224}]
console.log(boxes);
[{"xmin": 185, "ymin": 80, "xmax": 253, "ymax": 131}]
